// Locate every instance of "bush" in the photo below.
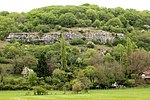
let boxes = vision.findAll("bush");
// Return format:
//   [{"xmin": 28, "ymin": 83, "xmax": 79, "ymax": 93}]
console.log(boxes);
[
  {"xmin": 34, "ymin": 86, "xmax": 48, "ymax": 95},
  {"xmin": 92, "ymin": 39, "xmax": 102, "ymax": 44},
  {"xmin": 55, "ymin": 25, "xmax": 62, "ymax": 30},
  {"xmin": 0, "ymin": 57, "xmax": 12, "ymax": 64},
  {"xmin": 70, "ymin": 38, "xmax": 85, "ymax": 45},
  {"xmin": 72, "ymin": 81, "xmax": 82, "ymax": 94},
  {"xmin": 61, "ymin": 27, "xmax": 69, "ymax": 32},
  {"xmin": 125, "ymin": 79, "xmax": 136, "ymax": 87},
  {"xmin": 87, "ymin": 41, "xmax": 95, "ymax": 48},
  {"xmin": 92, "ymin": 19, "xmax": 101, "ymax": 28},
  {"xmin": 0, "ymin": 83, "xmax": 31, "ymax": 90},
  {"xmin": 28, "ymin": 72, "xmax": 37, "ymax": 86},
  {"xmin": 78, "ymin": 28, "xmax": 85, "ymax": 33}
]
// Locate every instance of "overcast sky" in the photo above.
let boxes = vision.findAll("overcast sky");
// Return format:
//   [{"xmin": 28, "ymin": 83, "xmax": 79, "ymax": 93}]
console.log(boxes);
[{"xmin": 0, "ymin": 0, "xmax": 149, "ymax": 12}]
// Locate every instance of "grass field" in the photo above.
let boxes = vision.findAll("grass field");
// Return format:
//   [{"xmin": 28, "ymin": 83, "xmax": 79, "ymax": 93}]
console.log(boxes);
[{"xmin": 0, "ymin": 88, "xmax": 150, "ymax": 100}]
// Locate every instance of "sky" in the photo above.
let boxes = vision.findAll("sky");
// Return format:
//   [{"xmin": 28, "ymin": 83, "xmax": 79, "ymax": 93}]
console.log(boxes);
[{"xmin": 0, "ymin": 0, "xmax": 149, "ymax": 12}]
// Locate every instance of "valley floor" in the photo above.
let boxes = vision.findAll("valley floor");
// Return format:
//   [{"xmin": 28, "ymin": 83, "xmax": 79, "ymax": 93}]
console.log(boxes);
[{"xmin": 0, "ymin": 88, "xmax": 150, "ymax": 100}]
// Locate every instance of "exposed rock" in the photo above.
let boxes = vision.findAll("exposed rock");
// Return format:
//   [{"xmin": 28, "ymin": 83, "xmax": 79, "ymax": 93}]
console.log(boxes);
[{"xmin": 6, "ymin": 29, "xmax": 125, "ymax": 44}]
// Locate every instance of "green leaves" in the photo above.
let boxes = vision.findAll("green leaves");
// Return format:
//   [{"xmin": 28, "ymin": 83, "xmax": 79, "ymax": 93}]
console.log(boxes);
[{"xmin": 59, "ymin": 13, "xmax": 78, "ymax": 27}]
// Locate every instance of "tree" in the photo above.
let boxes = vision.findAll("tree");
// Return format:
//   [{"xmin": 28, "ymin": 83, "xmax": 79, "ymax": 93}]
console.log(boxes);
[
  {"xmin": 28, "ymin": 71, "xmax": 37, "ymax": 86},
  {"xmin": 83, "ymin": 49, "xmax": 99, "ymax": 66},
  {"xmin": 60, "ymin": 34, "xmax": 67, "ymax": 70},
  {"xmin": 4, "ymin": 45, "xmax": 20, "ymax": 59},
  {"xmin": 22, "ymin": 54, "xmax": 37, "ymax": 69},
  {"xmin": 59, "ymin": 13, "xmax": 78, "ymax": 27},
  {"xmin": 112, "ymin": 7, "xmax": 125, "ymax": 17},
  {"xmin": 76, "ymin": 70, "xmax": 91, "ymax": 91},
  {"xmin": 106, "ymin": 18, "xmax": 123, "ymax": 27},
  {"xmin": 75, "ymin": 12, "xmax": 87, "ymax": 20},
  {"xmin": 86, "ymin": 9, "xmax": 98, "ymax": 22},
  {"xmin": 95, "ymin": 61, "xmax": 125, "ymax": 88},
  {"xmin": 0, "ymin": 66, "xmax": 6, "ymax": 83},
  {"xmin": 126, "ymin": 37, "xmax": 137, "ymax": 57},
  {"xmin": 41, "ymin": 13, "xmax": 57, "ymax": 24},
  {"xmin": 112, "ymin": 44, "xmax": 126, "ymax": 66},
  {"xmin": 98, "ymin": 10, "xmax": 114, "ymax": 22},
  {"xmin": 72, "ymin": 81, "xmax": 82, "ymax": 94},
  {"xmin": 83, "ymin": 66, "xmax": 96, "ymax": 84},
  {"xmin": 129, "ymin": 50, "xmax": 150, "ymax": 82},
  {"xmin": 77, "ymin": 19, "xmax": 87, "ymax": 27},
  {"xmin": 12, "ymin": 56, "xmax": 25, "ymax": 74},
  {"xmin": 0, "ymin": 16, "xmax": 17, "ymax": 40},
  {"xmin": 92, "ymin": 19, "xmax": 101, "ymax": 28},
  {"xmin": 35, "ymin": 24, "xmax": 50, "ymax": 33},
  {"xmin": 52, "ymin": 69, "xmax": 67, "ymax": 83},
  {"xmin": 37, "ymin": 52, "xmax": 49, "ymax": 77}
]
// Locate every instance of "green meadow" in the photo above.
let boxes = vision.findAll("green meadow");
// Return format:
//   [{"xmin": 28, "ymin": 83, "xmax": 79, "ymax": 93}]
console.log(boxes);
[{"xmin": 0, "ymin": 88, "xmax": 149, "ymax": 100}]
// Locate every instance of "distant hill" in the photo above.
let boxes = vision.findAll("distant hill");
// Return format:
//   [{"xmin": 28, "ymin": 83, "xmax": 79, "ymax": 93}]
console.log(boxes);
[{"xmin": 0, "ymin": 4, "xmax": 150, "ymax": 50}]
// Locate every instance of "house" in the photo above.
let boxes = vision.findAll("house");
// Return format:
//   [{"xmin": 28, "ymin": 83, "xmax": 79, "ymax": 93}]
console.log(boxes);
[
  {"xmin": 141, "ymin": 70, "xmax": 150, "ymax": 79},
  {"xmin": 21, "ymin": 67, "xmax": 33, "ymax": 77}
]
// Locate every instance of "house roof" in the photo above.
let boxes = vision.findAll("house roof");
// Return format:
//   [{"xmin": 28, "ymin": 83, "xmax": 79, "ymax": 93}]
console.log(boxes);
[{"xmin": 143, "ymin": 70, "xmax": 150, "ymax": 74}]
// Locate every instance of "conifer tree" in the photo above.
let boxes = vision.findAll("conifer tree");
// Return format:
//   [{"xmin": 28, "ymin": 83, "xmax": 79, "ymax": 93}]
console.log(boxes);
[
  {"xmin": 60, "ymin": 33, "xmax": 67, "ymax": 70},
  {"xmin": 37, "ymin": 52, "xmax": 49, "ymax": 77}
]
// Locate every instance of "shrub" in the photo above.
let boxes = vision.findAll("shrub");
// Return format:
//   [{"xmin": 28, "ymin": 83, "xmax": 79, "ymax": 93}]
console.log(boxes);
[
  {"xmin": 61, "ymin": 27, "xmax": 69, "ymax": 32},
  {"xmin": 0, "ymin": 57, "xmax": 12, "ymax": 64},
  {"xmin": 70, "ymin": 38, "xmax": 85, "ymax": 45},
  {"xmin": 125, "ymin": 79, "xmax": 136, "ymax": 87},
  {"xmin": 78, "ymin": 28, "xmax": 85, "ymax": 33},
  {"xmin": 92, "ymin": 39, "xmax": 102, "ymax": 44},
  {"xmin": 34, "ymin": 86, "xmax": 48, "ymax": 95},
  {"xmin": 87, "ymin": 41, "xmax": 95, "ymax": 48},
  {"xmin": 72, "ymin": 81, "xmax": 82, "ymax": 94},
  {"xmin": 28, "ymin": 72, "xmax": 37, "ymax": 86},
  {"xmin": 55, "ymin": 25, "xmax": 62, "ymax": 30},
  {"xmin": 92, "ymin": 19, "xmax": 101, "ymax": 28}
]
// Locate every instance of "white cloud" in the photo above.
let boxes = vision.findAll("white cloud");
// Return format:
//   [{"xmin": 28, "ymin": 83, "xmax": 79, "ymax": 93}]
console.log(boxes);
[{"xmin": 0, "ymin": 0, "xmax": 149, "ymax": 12}]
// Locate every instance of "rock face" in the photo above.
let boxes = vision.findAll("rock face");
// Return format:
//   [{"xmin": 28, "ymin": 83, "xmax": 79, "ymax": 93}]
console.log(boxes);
[{"xmin": 6, "ymin": 29, "xmax": 125, "ymax": 44}]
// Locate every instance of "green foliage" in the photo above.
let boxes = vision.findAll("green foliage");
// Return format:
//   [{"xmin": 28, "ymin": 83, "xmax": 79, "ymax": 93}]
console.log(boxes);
[
  {"xmin": 37, "ymin": 53, "xmax": 49, "ymax": 77},
  {"xmin": 60, "ymin": 34, "xmax": 67, "ymax": 70},
  {"xmin": 92, "ymin": 39, "xmax": 102, "ymax": 44},
  {"xmin": 0, "ymin": 4, "xmax": 150, "ymax": 90},
  {"xmin": 106, "ymin": 18, "xmax": 123, "ymax": 27},
  {"xmin": 72, "ymin": 81, "xmax": 82, "ymax": 94},
  {"xmin": 1, "ymin": 76, "xmax": 31, "ymax": 90},
  {"xmin": 95, "ymin": 61, "xmax": 125, "ymax": 88},
  {"xmin": 55, "ymin": 25, "xmax": 62, "ymax": 30},
  {"xmin": 35, "ymin": 24, "xmax": 50, "ymax": 33},
  {"xmin": 59, "ymin": 13, "xmax": 78, "ymax": 27},
  {"xmin": 0, "ymin": 16, "xmax": 18, "ymax": 40},
  {"xmin": 92, "ymin": 19, "xmax": 101, "ymax": 28},
  {"xmin": 86, "ymin": 9, "xmax": 98, "ymax": 22},
  {"xmin": 70, "ymin": 38, "xmax": 85, "ymax": 45},
  {"xmin": 113, "ymin": 37, "xmax": 126, "ymax": 46},
  {"xmin": 77, "ymin": 19, "xmax": 87, "ymax": 27},
  {"xmin": 87, "ymin": 41, "xmax": 95, "ymax": 48},
  {"xmin": 0, "ymin": 57, "xmax": 12, "ymax": 64},
  {"xmin": 34, "ymin": 86, "xmax": 48, "ymax": 95},
  {"xmin": 0, "ymin": 4, "xmax": 150, "ymax": 41},
  {"xmin": 28, "ymin": 72, "xmax": 37, "ymax": 86}
]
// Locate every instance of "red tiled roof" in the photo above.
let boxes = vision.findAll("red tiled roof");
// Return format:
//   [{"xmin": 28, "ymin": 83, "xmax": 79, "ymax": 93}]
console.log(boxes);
[{"xmin": 143, "ymin": 70, "xmax": 150, "ymax": 74}]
